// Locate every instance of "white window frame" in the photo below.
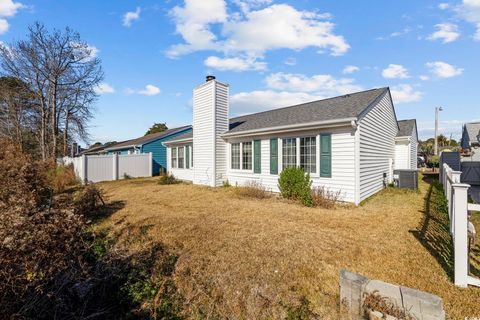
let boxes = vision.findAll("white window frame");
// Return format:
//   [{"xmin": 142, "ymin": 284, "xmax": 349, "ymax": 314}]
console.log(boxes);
[
  {"xmin": 178, "ymin": 146, "xmax": 185, "ymax": 169},
  {"xmin": 171, "ymin": 147, "xmax": 177, "ymax": 169},
  {"xmin": 277, "ymin": 135, "xmax": 323, "ymax": 177},
  {"xmin": 299, "ymin": 136, "xmax": 317, "ymax": 174},
  {"xmin": 229, "ymin": 141, "xmax": 254, "ymax": 173},
  {"xmin": 282, "ymin": 137, "xmax": 297, "ymax": 170}
]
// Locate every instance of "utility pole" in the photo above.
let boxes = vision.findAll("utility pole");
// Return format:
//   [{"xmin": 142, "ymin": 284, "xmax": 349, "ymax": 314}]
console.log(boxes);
[{"xmin": 434, "ymin": 106, "xmax": 443, "ymax": 155}]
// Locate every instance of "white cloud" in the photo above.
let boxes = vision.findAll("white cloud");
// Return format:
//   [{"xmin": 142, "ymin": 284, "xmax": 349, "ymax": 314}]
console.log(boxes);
[
  {"xmin": 0, "ymin": 0, "xmax": 24, "ymax": 34},
  {"xmin": 123, "ymin": 7, "xmax": 141, "ymax": 27},
  {"xmin": 230, "ymin": 72, "xmax": 362, "ymax": 114},
  {"xmin": 124, "ymin": 84, "xmax": 161, "ymax": 96},
  {"xmin": 420, "ymin": 75, "xmax": 430, "ymax": 81},
  {"xmin": 265, "ymin": 72, "xmax": 362, "ymax": 95},
  {"xmin": 222, "ymin": 4, "xmax": 349, "ymax": 56},
  {"xmin": 438, "ymin": 3, "xmax": 450, "ymax": 10},
  {"xmin": 390, "ymin": 84, "xmax": 423, "ymax": 104},
  {"xmin": 167, "ymin": 1, "xmax": 349, "ymax": 63},
  {"xmin": 94, "ymin": 83, "xmax": 115, "ymax": 94},
  {"xmin": 0, "ymin": 0, "xmax": 24, "ymax": 17},
  {"xmin": 167, "ymin": 0, "xmax": 227, "ymax": 57},
  {"xmin": 426, "ymin": 61, "xmax": 464, "ymax": 78},
  {"xmin": 230, "ymin": 90, "xmax": 323, "ymax": 114},
  {"xmin": 456, "ymin": 0, "xmax": 480, "ymax": 40},
  {"xmin": 382, "ymin": 64, "xmax": 409, "ymax": 79},
  {"xmin": 427, "ymin": 23, "xmax": 460, "ymax": 43},
  {"xmin": 70, "ymin": 42, "xmax": 99, "ymax": 61},
  {"xmin": 204, "ymin": 55, "xmax": 266, "ymax": 71},
  {"xmin": 139, "ymin": 84, "xmax": 161, "ymax": 96},
  {"xmin": 343, "ymin": 65, "xmax": 359, "ymax": 74},
  {"xmin": 284, "ymin": 57, "xmax": 296, "ymax": 66},
  {"xmin": 0, "ymin": 18, "xmax": 8, "ymax": 34}
]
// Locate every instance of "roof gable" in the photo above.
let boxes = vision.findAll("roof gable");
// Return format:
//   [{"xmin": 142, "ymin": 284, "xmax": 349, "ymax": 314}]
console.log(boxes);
[
  {"xmin": 397, "ymin": 119, "xmax": 417, "ymax": 137},
  {"xmin": 464, "ymin": 122, "xmax": 480, "ymax": 144}
]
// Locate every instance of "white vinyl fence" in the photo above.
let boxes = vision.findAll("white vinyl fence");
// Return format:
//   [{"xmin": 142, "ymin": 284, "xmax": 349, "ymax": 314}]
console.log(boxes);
[
  {"xmin": 62, "ymin": 153, "xmax": 152, "ymax": 183},
  {"xmin": 440, "ymin": 162, "xmax": 480, "ymax": 287}
]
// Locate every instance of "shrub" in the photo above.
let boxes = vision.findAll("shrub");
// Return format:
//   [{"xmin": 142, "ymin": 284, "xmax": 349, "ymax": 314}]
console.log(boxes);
[
  {"xmin": 44, "ymin": 163, "xmax": 79, "ymax": 193},
  {"xmin": 235, "ymin": 181, "xmax": 269, "ymax": 199},
  {"xmin": 74, "ymin": 184, "xmax": 106, "ymax": 218},
  {"xmin": 311, "ymin": 186, "xmax": 341, "ymax": 209},
  {"xmin": 278, "ymin": 167, "xmax": 313, "ymax": 206},
  {"xmin": 158, "ymin": 173, "xmax": 178, "ymax": 185}
]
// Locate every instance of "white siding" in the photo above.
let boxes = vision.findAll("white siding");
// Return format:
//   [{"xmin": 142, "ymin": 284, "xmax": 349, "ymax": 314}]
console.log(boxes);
[
  {"xmin": 410, "ymin": 126, "xmax": 418, "ymax": 169},
  {"xmin": 192, "ymin": 80, "xmax": 229, "ymax": 187},
  {"xmin": 358, "ymin": 93, "xmax": 398, "ymax": 202},
  {"xmin": 225, "ymin": 126, "xmax": 357, "ymax": 203},
  {"xmin": 215, "ymin": 83, "xmax": 229, "ymax": 186},
  {"xmin": 394, "ymin": 142, "xmax": 410, "ymax": 169}
]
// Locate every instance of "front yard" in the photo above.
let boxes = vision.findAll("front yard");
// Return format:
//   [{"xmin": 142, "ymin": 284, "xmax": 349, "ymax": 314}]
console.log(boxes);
[{"xmin": 96, "ymin": 175, "xmax": 480, "ymax": 319}]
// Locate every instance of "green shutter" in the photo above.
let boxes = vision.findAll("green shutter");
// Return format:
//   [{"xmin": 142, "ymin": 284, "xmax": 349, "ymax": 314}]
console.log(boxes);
[
  {"xmin": 270, "ymin": 138, "xmax": 278, "ymax": 174},
  {"xmin": 320, "ymin": 134, "xmax": 331, "ymax": 177},
  {"xmin": 185, "ymin": 146, "xmax": 190, "ymax": 169},
  {"xmin": 254, "ymin": 140, "xmax": 261, "ymax": 174}
]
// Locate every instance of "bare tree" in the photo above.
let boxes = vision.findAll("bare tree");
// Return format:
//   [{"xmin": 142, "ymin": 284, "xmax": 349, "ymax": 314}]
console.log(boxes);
[
  {"xmin": 0, "ymin": 77, "xmax": 37, "ymax": 153},
  {"xmin": 0, "ymin": 22, "xmax": 103, "ymax": 160}
]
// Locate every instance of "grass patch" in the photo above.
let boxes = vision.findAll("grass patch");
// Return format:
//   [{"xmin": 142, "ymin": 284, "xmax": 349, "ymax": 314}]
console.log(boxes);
[{"xmin": 96, "ymin": 175, "xmax": 480, "ymax": 319}]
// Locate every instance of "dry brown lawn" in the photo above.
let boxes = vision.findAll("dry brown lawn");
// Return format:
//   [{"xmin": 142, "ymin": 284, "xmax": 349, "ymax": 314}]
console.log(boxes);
[{"xmin": 96, "ymin": 175, "xmax": 480, "ymax": 319}]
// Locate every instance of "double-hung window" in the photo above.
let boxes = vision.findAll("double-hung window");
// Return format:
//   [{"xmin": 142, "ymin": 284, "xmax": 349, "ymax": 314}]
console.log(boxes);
[
  {"xmin": 171, "ymin": 147, "xmax": 177, "ymax": 168},
  {"xmin": 282, "ymin": 138, "xmax": 297, "ymax": 169},
  {"xmin": 231, "ymin": 143, "xmax": 240, "ymax": 169},
  {"xmin": 300, "ymin": 137, "xmax": 316, "ymax": 173},
  {"xmin": 178, "ymin": 146, "xmax": 185, "ymax": 169},
  {"xmin": 242, "ymin": 142, "xmax": 252, "ymax": 170}
]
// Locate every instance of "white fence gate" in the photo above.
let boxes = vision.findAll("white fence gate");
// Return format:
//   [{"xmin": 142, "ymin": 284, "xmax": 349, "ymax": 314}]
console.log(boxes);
[
  {"xmin": 62, "ymin": 153, "xmax": 153, "ymax": 183},
  {"xmin": 440, "ymin": 163, "xmax": 480, "ymax": 287}
]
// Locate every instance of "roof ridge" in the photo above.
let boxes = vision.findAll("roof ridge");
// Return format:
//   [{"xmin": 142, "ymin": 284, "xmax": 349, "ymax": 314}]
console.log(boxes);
[{"xmin": 229, "ymin": 87, "xmax": 388, "ymax": 121}]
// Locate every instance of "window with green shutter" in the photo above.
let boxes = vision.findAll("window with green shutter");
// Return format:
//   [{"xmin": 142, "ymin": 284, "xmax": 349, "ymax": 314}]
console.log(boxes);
[
  {"xmin": 320, "ymin": 134, "xmax": 331, "ymax": 177},
  {"xmin": 270, "ymin": 138, "xmax": 278, "ymax": 174},
  {"xmin": 254, "ymin": 140, "xmax": 261, "ymax": 173},
  {"xmin": 185, "ymin": 146, "xmax": 190, "ymax": 169}
]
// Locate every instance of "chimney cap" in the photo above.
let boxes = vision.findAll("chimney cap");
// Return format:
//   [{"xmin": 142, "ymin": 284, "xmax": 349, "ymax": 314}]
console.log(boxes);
[{"xmin": 206, "ymin": 75, "xmax": 216, "ymax": 82}]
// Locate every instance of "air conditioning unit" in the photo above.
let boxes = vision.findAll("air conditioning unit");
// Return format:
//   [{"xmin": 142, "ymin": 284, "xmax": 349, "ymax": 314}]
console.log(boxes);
[{"xmin": 393, "ymin": 169, "xmax": 418, "ymax": 190}]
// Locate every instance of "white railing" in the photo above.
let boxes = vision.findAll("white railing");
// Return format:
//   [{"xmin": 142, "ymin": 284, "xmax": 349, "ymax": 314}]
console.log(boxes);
[
  {"xmin": 61, "ymin": 153, "xmax": 153, "ymax": 183},
  {"xmin": 440, "ymin": 163, "xmax": 480, "ymax": 287}
]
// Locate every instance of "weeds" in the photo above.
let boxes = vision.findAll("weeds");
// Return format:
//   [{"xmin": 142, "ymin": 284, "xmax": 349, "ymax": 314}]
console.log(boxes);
[
  {"xmin": 235, "ymin": 181, "xmax": 270, "ymax": 199},
  {"xmin": 159, "ymin": 173, "xmax": 179, "ymax": 185},
  {"xmin": 363, "ymin": 290, "xmax": 415, "ymax": 320},
  {"xmin": 311, "ymin": 186, "xmax": 341, "ymax": 209}
]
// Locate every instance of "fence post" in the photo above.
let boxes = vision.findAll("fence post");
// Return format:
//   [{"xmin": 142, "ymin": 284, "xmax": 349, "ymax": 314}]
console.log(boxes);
[
  {"xmin": 452, "ymin": 183, "xmax": 470, "ymax": 287},
  {"xmin": 148, "ymin": 152, "xmax": 153, "ymax": 177},
  {"xmin": 81, "ymin": 155, "xmax": 87, "ymax": 183},
  {"xmin": 112, "ymin": 153, "xmax": 119, "ymax": 180}
]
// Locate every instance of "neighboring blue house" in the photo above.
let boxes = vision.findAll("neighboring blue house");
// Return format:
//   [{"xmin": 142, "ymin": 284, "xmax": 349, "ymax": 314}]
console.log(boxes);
[{"xmin": 104, "ymin": 125, "xmax": 192, "ymax": 175}]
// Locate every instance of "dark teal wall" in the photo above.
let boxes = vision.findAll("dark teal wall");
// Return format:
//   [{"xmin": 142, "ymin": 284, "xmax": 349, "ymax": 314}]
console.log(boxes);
[{"xmin": 142, "ymin": 128, "xmax": 192, "ymax": 175}]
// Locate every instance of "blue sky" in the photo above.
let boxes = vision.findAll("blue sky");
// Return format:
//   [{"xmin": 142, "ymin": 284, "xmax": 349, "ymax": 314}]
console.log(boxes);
[{"xmin": 0, "ymin": 0, "xmax": 479, "ymax": 145}]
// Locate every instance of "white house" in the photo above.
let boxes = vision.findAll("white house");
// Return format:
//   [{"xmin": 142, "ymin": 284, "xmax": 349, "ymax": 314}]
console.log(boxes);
[
  {"xmin": 394, "ymin": 119, "xmax": 418, "ymax": 170},
  {"xmin": 163, "ymin": 76, "xmax": 417, "ymax": 205}
]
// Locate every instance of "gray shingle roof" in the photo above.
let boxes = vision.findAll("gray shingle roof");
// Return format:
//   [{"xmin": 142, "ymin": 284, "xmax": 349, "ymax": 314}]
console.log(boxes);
[
  {"xmin": 397, "ymin": 119, "xmax": 416, "ymax": 137},
  {"xmin": 464, "ymin": 122, "xmax": 480, "ymax": 144},
  {"xmin": 163, "ymin": 131, "xmax": 192, "ymax": 144},
  {"xmin": 105, "ymin": 125, "xmax": 191, "ymax": 151},
  {"xmin": 226, "ymin": 87, "xmax": 389, "ymax": 134}
]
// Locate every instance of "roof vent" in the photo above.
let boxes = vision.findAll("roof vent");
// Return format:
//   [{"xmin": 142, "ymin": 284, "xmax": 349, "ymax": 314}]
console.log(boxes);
[{"xmin": 206, "ymin": 75, "xmax": 216, "ymax": 82}]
